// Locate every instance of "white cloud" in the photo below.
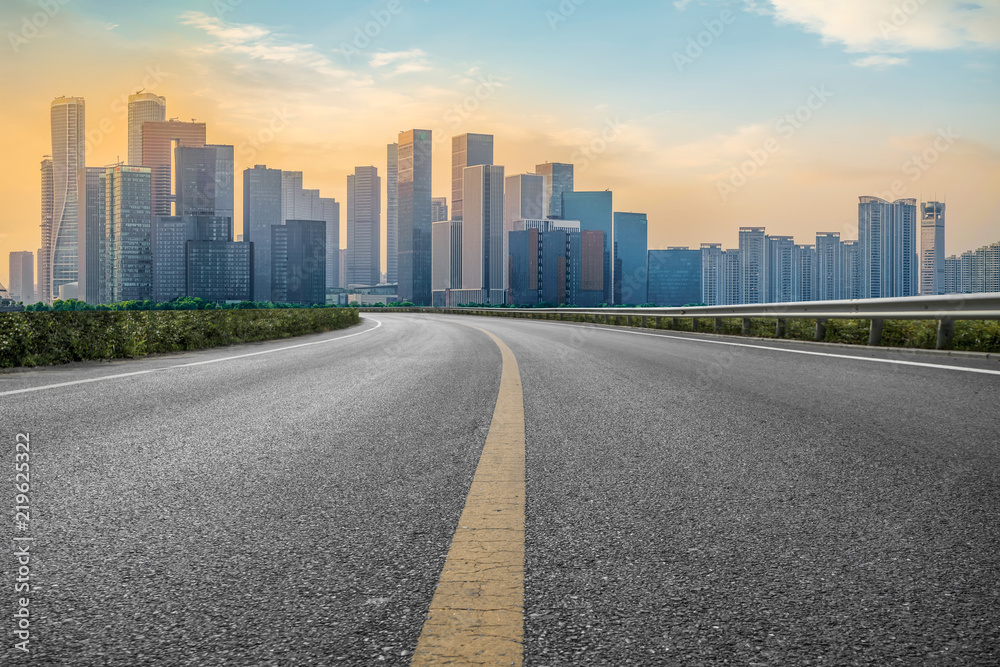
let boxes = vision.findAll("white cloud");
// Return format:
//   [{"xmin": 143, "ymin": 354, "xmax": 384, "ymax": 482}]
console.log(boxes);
[
  {"xmin": 370, "ymin": 49, "xmax": 431, "ymax": 75},
  {"xmin": 750, "ymin": 0, "xmax": 1000, "ymax": 53},
  {"xmin": 852, "ymin": 54, "xmax": 909, "ymax": 68}
]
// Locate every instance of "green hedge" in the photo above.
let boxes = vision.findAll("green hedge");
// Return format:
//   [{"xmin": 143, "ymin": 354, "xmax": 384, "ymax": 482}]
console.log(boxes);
[{"xmin": 0, "ymin": 309, "xmax": 361, "ymax": 368}]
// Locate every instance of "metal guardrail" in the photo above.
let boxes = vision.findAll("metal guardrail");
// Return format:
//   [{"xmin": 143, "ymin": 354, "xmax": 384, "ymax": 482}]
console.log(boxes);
[{"xmin": 361, "ymin": 293, "xmax": 1000, "ymax": 350}]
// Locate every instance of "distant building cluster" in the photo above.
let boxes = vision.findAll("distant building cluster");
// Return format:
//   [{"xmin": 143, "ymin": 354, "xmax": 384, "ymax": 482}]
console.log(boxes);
[{"xmin": 17, "ymin": 94, "xmax": 999, "ymax": 308}]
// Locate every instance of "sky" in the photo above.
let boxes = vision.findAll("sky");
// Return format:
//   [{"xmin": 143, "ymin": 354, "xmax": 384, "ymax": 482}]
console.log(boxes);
[{"xmin": 1, "ymin": 0, "xmax": 998, "ymax": 287}]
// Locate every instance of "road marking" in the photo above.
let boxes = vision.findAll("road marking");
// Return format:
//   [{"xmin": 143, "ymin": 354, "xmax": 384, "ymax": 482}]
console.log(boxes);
[
  {"xmin": 454, "ymin": 316, "xmax": 1000, "ymax": 377},
  {"xmin": 412, "ymin": 325, "xmax": 526, "ymax": 666},
  {"xmin": 0, "ymin": 318, "xmax": 383, "ymax": 398}
]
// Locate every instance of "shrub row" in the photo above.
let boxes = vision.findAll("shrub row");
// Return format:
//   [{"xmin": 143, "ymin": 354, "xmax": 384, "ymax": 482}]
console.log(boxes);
[{"xmin": 0, "ymin": 309, "xmax": 361, "ymax": 368}]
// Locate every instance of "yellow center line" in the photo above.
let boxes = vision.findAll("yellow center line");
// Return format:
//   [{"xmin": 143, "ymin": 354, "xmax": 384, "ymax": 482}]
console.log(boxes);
[{"xmin": 411, "ymin": 325, "xmax": 526, "ymax": 666}]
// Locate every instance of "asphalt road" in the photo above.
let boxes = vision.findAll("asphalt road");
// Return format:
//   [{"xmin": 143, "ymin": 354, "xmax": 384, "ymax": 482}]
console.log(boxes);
[{"xmin": 2, "ymin": 313, "xmax": 998, "ymax": 665}]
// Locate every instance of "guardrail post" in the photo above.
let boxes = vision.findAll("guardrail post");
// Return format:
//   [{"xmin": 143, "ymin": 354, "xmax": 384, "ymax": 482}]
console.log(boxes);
[
  {"xmin": 815, "ymin": 318, "xmax": 827, "ymax": 341},
  {"xmin": 714, "ymin": 317, "xmax": 723, "ymax": 333},
  {"xmin": 691, "ymin": 317, "xmax": 700, "ymax": 332},
  {"xmin": 936, "ymin": 319, "xmax": 955, "ymax": 350},
  {"xmin": 640, "ymin": 315, "xmax": 647, "ymax": 328},
  {"xmin": 742, "ymin": 318, "xmax": 751, "ymax": 335},
  {"xmin": 775, "ymin": 318, "xmax": 786, "ymax": 338},
  {"xmin": 868, "ymin": 319, "xmax": 883, "ymax": 346},
  {"xmin": 671, "ymin": 317, "xmax": 679, "ymax": 330}
]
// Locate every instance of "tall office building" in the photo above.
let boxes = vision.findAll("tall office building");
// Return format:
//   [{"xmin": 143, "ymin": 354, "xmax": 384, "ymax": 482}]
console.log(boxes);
[
  {"xmin": 339, "ymin": 248, "xmax": 347, "ymax": 289},
  {"xmin": 8, "ymin": 252, "xmax": 34, "ymax": 304},
  {"xmin": 127, "ymin": 93, "xmax": 166, "ymax": 166},
  {"xmin": 858, "ymin": 196, "xmax": 918, "ymax": 299},
  {"xmin": 739, "ymin": 227, "xmax": 766, "ymax": 305},
  {"xmin": 77, "ymin": 167, "xmax": 106, "ymax": 304},
  {"xmin": 765, "ymin": 235, "xmax": 794, "ymax": 304},
  {"xmin": 815, "ymin": 232, "xmax": 846, "ymax": 301},
  {"xmin": 47, "ymin": 96, "xmax": 86, "ymax": 303},
  {"xmin": 271, "ymin": 220, "xmax": 326, "ymax": 305},
  {"xmin": 347, "ymin": 166, "xmax": 381, "ymax": 286},
  {"xmin": 647, "ymin": 248, "xmax": 702, "ymax": 307},
  {"xmin": 39, "ymin": 158, "xmax": 53, "ymax": 303},
  {"xmin": 397, "ymin": 129, "xmax": 433, "ymax": 305},
  {"xmin": 152, "ymin": 215, "xmax": 247, "ymax": 303},
  {"xmin": 535, "ymin": 163, "xmax": 574, "ymax": 219},
  {"xmin": 432, "ymin": 197, "xmax": 449, "ymax": 223},
  {"xmin": 431, "ymin": 219, "xmax": 462, "ymax": 306},
  {"xmin": 281, "ymin": 170, "xmax": 339, "ymax": 289},
  {"xmin": 563, "ymin": 191, "xmax": 613, "ymax": 304},
  {"xmin": 700, "ymin": 243, "xmax": 723, "ymax": 306},
  {"xmin": 920, "ymin": 201, "xmax": 946, "ymax": 295},
  {"xmin": 452, "ymin": 133, "xmax": 493, "ymax": 222},
  {"xmin": 504, "ymin": 173, "xmax": 544, "ymax": 291},
  {"xmin": 175, "ymin": 144, "xmax": 235, "ymax": 233},
  {"xmin": 105, "ymin": 165, "xmax": 153, "ymax": 303},
  {"xmin": 614, "ymin": 212, "xmax": 648, "ymax": 305},
  {"xmin": 243, "ymin": 165, "xmax": 282, "ymax": 301},
  {"xmin": 387, "ymin": 143, "xmax": 399, "ymax": 284},
  {"xmin": 321, "ymin": 198, "xmax": 340, "ymax": 289},
  {"xmin": 140, "ymin": 120, "xmax": 206, "ymax": 217},
  {"xmin": 462, "ymin": 164, "xmax": 505, "ymax": 304}
]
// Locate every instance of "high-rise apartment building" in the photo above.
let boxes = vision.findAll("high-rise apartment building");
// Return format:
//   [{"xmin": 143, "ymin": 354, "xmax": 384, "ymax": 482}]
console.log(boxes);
[
  {"xmin": 387, "ymin": 143, "xmax": 399, "ymax": 285},
  {"xmin": 243, "ymin": 165, "xmax": 282, "ymax": 301},
  {"xmin": 535, "ymin": 163, "xmax": 574, "ymax": 219},
  {"xmin": 127, "ymin": 93, "xmax": 166, "ymax": 166},
  {"xmin": 105, "ymin": 165, "xmax": 153, "ymax": 303},
  {"xmin": 614, "ymin": 212, "xmax": 648, "ymax": 305},
  {"xmin": 8, "ymin": 252, "xmax": 34, "ymax": 304},
  {"xmin": 920, "ymin": 201, "xmax": 946, "ymax": 295},
  {"xmin": 78, "ymin": 167, "xmax": 106, "ymax": 304},
  {"xmin": 397, "ymin": 129, "xmax": 433, "ymax": 305},
  {"xmin": 700, "ymin": 243, "xmax": 723, "ymax": 306},
  {"xmin": 815, "ymin": 232, "xmax": 846, "ymax": 301},
  {"xmin": 765, "ymin": 235, "xmax": 794, "ymax": 304},
  {"xmin": 720, "ymin": 249, "xmax": 741, "ymax": 306},
  {"xmin": 461, "ymin": 164, "xmax": 505, "ymax": 305},
  {"xmin": 39, "ymin": 158, "xmax": 53, "ymax": 303},
  {"xmin": 739, "ymin": 227, "xmax": 767, "ymax": 305},
  {"xmin": 563, "ymin": 191, "xmax": 613, "ymax": 304},
  {"xmin": 347, "ymin": 166, "xmax": 381, "ymax": 286},
  {"xmin": 843, "ymin": 239, "xmax": 862, "ymax": 299},
  {"xmin": 858, "ymin": 196, "xmax": 918, "ymax": 298},
  {"xmin": 140, "ymin": 120, "xmax": 206, "ymax": 217},
  {"xmin": 452, "ymin": 133, "xmax": 493, "ymax": 222},
  {"xmin": 792, "ymin": 244, "xmax": 817, "ymax": 302},
  {"xmin": 47, "ymin": 96, "xmax": 86, "ymax": 303}
]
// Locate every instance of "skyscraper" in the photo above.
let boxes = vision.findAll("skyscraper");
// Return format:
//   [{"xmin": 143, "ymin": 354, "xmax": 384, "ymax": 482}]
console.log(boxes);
[
  {"xmin": 815, "ymin": 232, "xmax": 846, "ymax": 301},
  {"xmin": 563, "ymin": 191, "xmax": 613, "ymax": 304},
  {"xmin": 280, "ymin": 170, "xmax": 339, "ymax": 289},
  {"xmin": 140, "ymin": 120, "xmax": 206, "ymax": 217},
  {"xmin": 504, "ymin": 173, "xmax": 544, "ymax": 291},
  {"xmin": 243, "ymin": 165, "xmax": 282, "ymax": 301},
  {"xmin": 700, "ymin": 243, "xmax": 723, "ymax": 306},
  {"xmin": 920, "ymin": 201, "xmax": 946, "ymax": 295},
  {"xmin": 105, "ymin": 165, "xmax": 153, "ymax": 303},
  {"xmin": 462, "ymin": 164, "xmax": 505, "ymax": 305},
  {"xmin": 739, "ymin": 227, "xmax": 766, "ymax": 305},
  {"xmin": 387, "ymin": 143, "xmax": 399, "ymax": 285},
  {"xmin": 843, "ymin": 239, "xmax": 862, "ymax": 299},
  {"xmin": 792, "ymin": 244, "xmax": 817, "ymax": 302},
  {"xmin": 77, "ymin": 167, "xmax": 106, "ymax": 304},
  {"xmin": 8, "ymin": 252, "xmax": 34, "ymax": 304},
  {"xmin": 535, "ymin": 163, "xmax": 574, "ymax": 219},
  {"xmin": 432, "ymin": 196, "xmax": 449, "ymax": 223},
  {"xmin": 39, "ymin": 157, "xmax": 53, "ymax": 303},
  {"xmin": 397, "ymin": 129, "xmax": 433, "ymax": 305},
  {"xmin": 127, "ymin": 93, "xmax": 166, "ymax": 166},
  {"xmin": 765, "ymin": 235, "xmax": 794, "ymax": 303},
  {"xmin": 452, "ymin": 133, "xmax": 493, "ymax": 222},
  {"xmin": 431, "ymin": 219, "xmax": 462, "ymax": 306},
  {"xmin": 175, "ymin": 144, "xmax": 235, "ymax": 237},
  {"xmin": 48, "ymin": 96, "xmax": 86, "ymax": 303},
  {"xmin": 347, "ymin": 166, "xmax": 381, "ymax": 286},
  {"xmin": 613, "ymin": 212, "xmax": 648, "ymax": 305},
  {"xmin": 271, "ymin": 219, "xmax": 326, "ymax": 305},
  {"xmin": 858, "ymin": 196, "xmax": 918, "ymax": 298},
  {"xmin": 721, "ymin": 249, "xmax": 741, "ymax": 305}
]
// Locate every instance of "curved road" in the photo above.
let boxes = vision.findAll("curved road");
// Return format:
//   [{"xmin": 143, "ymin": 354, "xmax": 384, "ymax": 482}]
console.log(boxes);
[{"xmin": 2, "ymin": 313, "xmax": 998, "ymax": 665}]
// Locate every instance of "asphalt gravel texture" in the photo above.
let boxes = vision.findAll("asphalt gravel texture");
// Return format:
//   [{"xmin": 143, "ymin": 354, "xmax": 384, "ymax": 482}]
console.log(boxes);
[{"xmin": 2, "ymin": 313, "xmax": 998, "ymax": 665}]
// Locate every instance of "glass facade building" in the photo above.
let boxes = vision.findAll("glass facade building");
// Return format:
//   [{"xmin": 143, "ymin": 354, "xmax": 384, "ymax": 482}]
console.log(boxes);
[
  {"xmin": 535, "ymin": 162, "xmax": 574, "ymax": 219},
  {"xmin": 563, "ymin": 191, "xmax": 613, "ymax": 304},
  {"xmin": 647, "ymin": 248, "xmax": 702, "ymax": 307},
  {"xmin": 271, "ymin": 219, "xmax": 326, "ymax": 305},
  {"xmin": 387, "ymin": 143, "xmax": 399, "ymax": 285},
  {"xmin": 175, "ymin": 145, "xmax": 235, "ymax": 237},
  {"xmin": 77, "ymin": 166, "xmax": 106, "ymax": 304},
  {"xmin": 613, "ymin": 212, "xmax": 648, "ymax": 305},
  {"xmin": 127, "ymin": 93, "xmax": 166, "ymax": 167},
  {"xmin": 451, "ymin": 133, "xmax": 493, "ymax": 222},
  {"xmin": 920, "ymin": 201, "xmax": 946, "ymax": 295},
  {"xmin": 243, "ymin": 165, "xmax": 282, "ymax": 301},
  {"xmin": 398, "ymin": 130, "xmax": 433, "ymax": 305},
  {"xmin": 347, "ymin": 166, "xmax": 381, "ymax": 286},
  {"xmin": 462, "ymin": 164, "xmax": 506, "ymax": 304},
  {"xmin": 186, "ymin": 240, "xmax": 252, "ymax": 302},
  {"xmin": 140, "ymin": 120, "xmax": 206, "ymax": 217},
  {"xmin": 49, "ymin": 97, "xmax": 86, "ymax": 303},
  {"xmin": 105, "ymin": 166, "xmax": 153, "ymax": 303}
]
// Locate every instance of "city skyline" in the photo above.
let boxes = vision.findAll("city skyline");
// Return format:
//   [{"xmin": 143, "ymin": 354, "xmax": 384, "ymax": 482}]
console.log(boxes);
[{"xmin": 2, "ymin": 0, "xmax": 999, "ymax": 288}]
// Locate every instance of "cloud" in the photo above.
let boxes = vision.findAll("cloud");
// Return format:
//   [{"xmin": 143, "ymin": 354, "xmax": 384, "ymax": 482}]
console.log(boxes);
[
  {"xmin": 673, "ymin": 0, "xmax": 698, "ymax": 11},
  {"xmin": 179, "ymin": 11, "xmax": 351, "ymax": 79},
  {"xmin": 750, "ymin": 0, "xmax": 1000, "ymax": 53},
  {"xmin": 370, "ymin": 49, "xmax": 430, "ymax": 75},
  {"xmin": 852, "ymin": 54, "xmax": 909, "ymax": 68}
]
